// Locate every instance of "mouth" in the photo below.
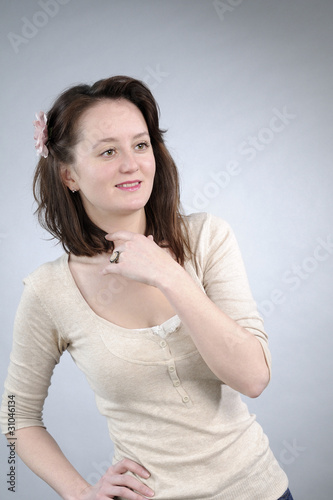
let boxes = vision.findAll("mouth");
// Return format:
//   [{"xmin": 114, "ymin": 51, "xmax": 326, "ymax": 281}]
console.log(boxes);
[{"xmin": 115, "ymin": 180, "xmax": 142, "ymax": 191}]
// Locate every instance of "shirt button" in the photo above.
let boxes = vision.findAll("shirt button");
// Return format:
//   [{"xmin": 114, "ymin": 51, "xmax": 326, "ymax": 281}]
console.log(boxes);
[
  {"xmin": 159, "ymin": 340, "xmax": 167, "ymax": 348},
  {"xmin": 168, "ymin": 366, "xmax": 175, "ymax": 373},
  {"xmin": 174, "ymin": 380, "xmax": 180, "ymax": 387},
  {"xmin": 182, "ymin": 396, "xmax": 190, "ymax": 403}
]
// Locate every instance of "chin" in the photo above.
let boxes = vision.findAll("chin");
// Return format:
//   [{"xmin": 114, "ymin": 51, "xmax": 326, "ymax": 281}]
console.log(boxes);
[{"xmin": 116, "ymin": 203, "xmax": 147, "ymax": 216}]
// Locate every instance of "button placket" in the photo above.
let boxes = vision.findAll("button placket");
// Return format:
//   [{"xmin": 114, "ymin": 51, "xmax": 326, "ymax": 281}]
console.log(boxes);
[{"xmin": 153, "ymin": 335, "xmax": 193, "ymax": 407}]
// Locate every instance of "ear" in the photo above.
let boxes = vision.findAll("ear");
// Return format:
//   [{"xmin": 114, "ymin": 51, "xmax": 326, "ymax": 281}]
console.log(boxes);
[{"xmin": 60, "ymin": 164, "xmax": 79, "ymax": 191}]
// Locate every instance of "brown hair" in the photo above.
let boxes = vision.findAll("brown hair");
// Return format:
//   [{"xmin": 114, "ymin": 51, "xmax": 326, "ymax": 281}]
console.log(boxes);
[{"xmin": 33, "ymin": 75, "xmax": 192, "ymax": 265}]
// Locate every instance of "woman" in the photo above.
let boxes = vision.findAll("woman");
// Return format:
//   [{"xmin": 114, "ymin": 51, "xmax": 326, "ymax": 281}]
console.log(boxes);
[{"xmin": 0, "ymin": 76, "xmax": 293, "ymax": 499}]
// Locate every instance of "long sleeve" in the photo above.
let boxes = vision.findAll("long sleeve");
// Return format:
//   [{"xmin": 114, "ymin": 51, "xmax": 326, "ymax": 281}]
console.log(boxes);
[{"xmin": 0, "ymin": 278, "xmax": 68, "ymax": 434}]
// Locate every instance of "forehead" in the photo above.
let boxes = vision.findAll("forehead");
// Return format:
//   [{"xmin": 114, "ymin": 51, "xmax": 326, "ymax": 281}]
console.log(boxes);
[{"xmin": 78, "ymin": 99, "xmax": 148, "ymax": 138}]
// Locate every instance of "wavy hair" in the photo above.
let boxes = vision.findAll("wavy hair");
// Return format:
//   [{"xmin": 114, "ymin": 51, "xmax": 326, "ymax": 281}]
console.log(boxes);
[{"xmin": 33, "ymin": 75, "xmax": 192, "ymax": 265}]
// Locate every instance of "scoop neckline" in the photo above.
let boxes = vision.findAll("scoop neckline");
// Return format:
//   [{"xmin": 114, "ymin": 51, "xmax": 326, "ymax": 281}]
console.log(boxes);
[{"xmin": 61, "ymin": 253, "xmax": 180, "ymax": 333}]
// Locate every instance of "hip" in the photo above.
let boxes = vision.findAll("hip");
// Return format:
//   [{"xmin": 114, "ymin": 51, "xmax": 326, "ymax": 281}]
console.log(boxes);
[{"xmin": 277, "ymin": 488, "xmax": 294, "ymax": 500}]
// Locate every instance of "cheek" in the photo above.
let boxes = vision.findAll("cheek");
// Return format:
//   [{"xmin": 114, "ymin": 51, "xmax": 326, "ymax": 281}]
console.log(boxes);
[
  {"xmin": 147, "ymin": 155, "xmax": 156, "ymax": 177},
  {"xmin": 139, "ymin": 154, "xmax": 156, "ymax": 180}
]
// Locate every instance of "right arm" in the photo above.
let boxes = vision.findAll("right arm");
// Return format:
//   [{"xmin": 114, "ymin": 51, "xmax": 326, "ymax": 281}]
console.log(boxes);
[
  {"xmin": 6, "ymin": 426, "xmax": 89, "ymax": 500},
  {"xmin": 5, "ymin": 427, "xmax": 154, "ymax": 500},
  {"xmin": 1, "ymin": 277, "xmax": 154, "ymax": 499}
]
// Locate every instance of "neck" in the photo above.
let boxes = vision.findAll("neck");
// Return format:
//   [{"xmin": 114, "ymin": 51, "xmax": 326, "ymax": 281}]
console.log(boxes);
[
  {"xmin": 69, "ymin": 210, "xmax": 147, "ymax": 265},
  {"xmin": 96, "ymin": 209, "xmax": 147, "ymax": 236}
]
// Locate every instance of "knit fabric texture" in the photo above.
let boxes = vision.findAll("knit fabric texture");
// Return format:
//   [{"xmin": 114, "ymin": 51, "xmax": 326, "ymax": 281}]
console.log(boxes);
[{"xmin": 1, "ymin": 212, "xmax": 288, "ymax": 499}]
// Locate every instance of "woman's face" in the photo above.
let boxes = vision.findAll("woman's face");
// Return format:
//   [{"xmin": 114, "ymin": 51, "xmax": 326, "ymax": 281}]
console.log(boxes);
[{"xmin": 62, "ymin": 99, "xmax": 156, "ymax": 229}]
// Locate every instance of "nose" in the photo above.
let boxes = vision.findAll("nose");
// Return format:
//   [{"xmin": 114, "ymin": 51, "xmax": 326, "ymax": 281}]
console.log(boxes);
[{"xmin": 119, "ymin": 150, "xmax": 139, "ymax": 173}]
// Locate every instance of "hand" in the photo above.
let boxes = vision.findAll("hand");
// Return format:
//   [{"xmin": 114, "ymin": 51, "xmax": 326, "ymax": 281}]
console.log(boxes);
[
  {"xmin": 78, "ymin": 458, "xmax": 154, "ymax": 500},
  {"xmin": 102, "ymin": 231, "xmax": 180, "ymax": 288}
]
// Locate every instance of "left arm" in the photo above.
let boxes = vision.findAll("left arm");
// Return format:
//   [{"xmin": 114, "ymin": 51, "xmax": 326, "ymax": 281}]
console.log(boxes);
[
  {"xmin": 157, "ymin": 263, "xmax": 269, "ymax": 398},
  {"xmin": 103, "ymin": 227, "xmax": 269, "ymax": 398}
]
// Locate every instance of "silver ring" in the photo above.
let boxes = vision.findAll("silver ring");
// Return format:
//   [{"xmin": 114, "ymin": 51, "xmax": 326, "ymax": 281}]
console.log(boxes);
[{"xmin": 110, "ymin": 251, "xmax": 120, "ymax": 264}]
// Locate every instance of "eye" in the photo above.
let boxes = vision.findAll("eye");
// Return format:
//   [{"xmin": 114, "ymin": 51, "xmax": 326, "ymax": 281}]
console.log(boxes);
[
  {"xmin": 135, "ymin": 142, "xmax": 150, "ymax": 151},
  {"xmin": 101, "ymin": 148, "xmax": 116, "ymax": 157}
]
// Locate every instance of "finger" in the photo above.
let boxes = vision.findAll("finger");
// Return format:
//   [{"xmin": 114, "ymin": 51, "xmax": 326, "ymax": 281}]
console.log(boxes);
[
  {"xmin": 113, "ymin": 458, "xmax": 151, "ymax": 479},
  {"xmin": 105, "ymin": 230, "xmax": 135, "ymax": 242},
  {"xmin": 109, "ymin": 245, "xmax": 125, "ymax": 259},
  {"xmin": 109, "ymin": 475, "xmax": 154, "ymax": 498},
  {"xmin": 111, "ymin": 485, "xmax": 154, "ymax": 500}
]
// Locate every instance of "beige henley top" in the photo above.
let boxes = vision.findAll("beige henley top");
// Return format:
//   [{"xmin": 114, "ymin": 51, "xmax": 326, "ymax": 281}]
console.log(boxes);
[{"xmin": 0, "ymin": 212, "xmax": 288, "ymax": 499}]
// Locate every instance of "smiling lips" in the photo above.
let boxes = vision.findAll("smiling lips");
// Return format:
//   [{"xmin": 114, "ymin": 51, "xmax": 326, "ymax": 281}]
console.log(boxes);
[{"xmin": 115, "ymin": 180, "xmax": 142, "ymax": 191}]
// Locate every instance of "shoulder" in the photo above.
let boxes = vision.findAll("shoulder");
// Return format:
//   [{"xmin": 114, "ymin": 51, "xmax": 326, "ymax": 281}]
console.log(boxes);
[
  {"xmin": 13, "ymin": 255, "xmax": 69, "ymax": 333},
  {"xmin": 23, "ymin": 254, "xmax": 68, "ymax": 297},
  {"xmin": 184, "ymin": 212, "xmax": 234, "ymax": 246},
  {"xmin": 182, "ymin": 212, "xmax": 239, "ymax": 273}
]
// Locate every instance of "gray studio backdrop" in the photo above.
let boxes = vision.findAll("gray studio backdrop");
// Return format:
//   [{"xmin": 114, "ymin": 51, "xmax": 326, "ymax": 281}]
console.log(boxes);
[{"xmin": 1, "ymin": 1, "xmax": 332, "ymax": 499}]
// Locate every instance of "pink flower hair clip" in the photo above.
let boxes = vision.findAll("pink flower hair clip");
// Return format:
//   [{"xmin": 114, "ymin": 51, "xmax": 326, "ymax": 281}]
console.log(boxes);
[{"xmin": 33, "ymin": 111, "xmax": 49, "ymax": 158}]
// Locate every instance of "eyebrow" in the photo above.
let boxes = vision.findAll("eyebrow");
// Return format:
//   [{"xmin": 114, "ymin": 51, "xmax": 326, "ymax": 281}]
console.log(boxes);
[{"xmin": 92, "ymin": 132, "xmax": 149, "ymax": 149}]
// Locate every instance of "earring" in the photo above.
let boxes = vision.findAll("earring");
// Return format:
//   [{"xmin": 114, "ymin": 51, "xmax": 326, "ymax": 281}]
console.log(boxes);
[{"xmin": 72, "ymin": 189, "xmax": 77, "ymax": 193}]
